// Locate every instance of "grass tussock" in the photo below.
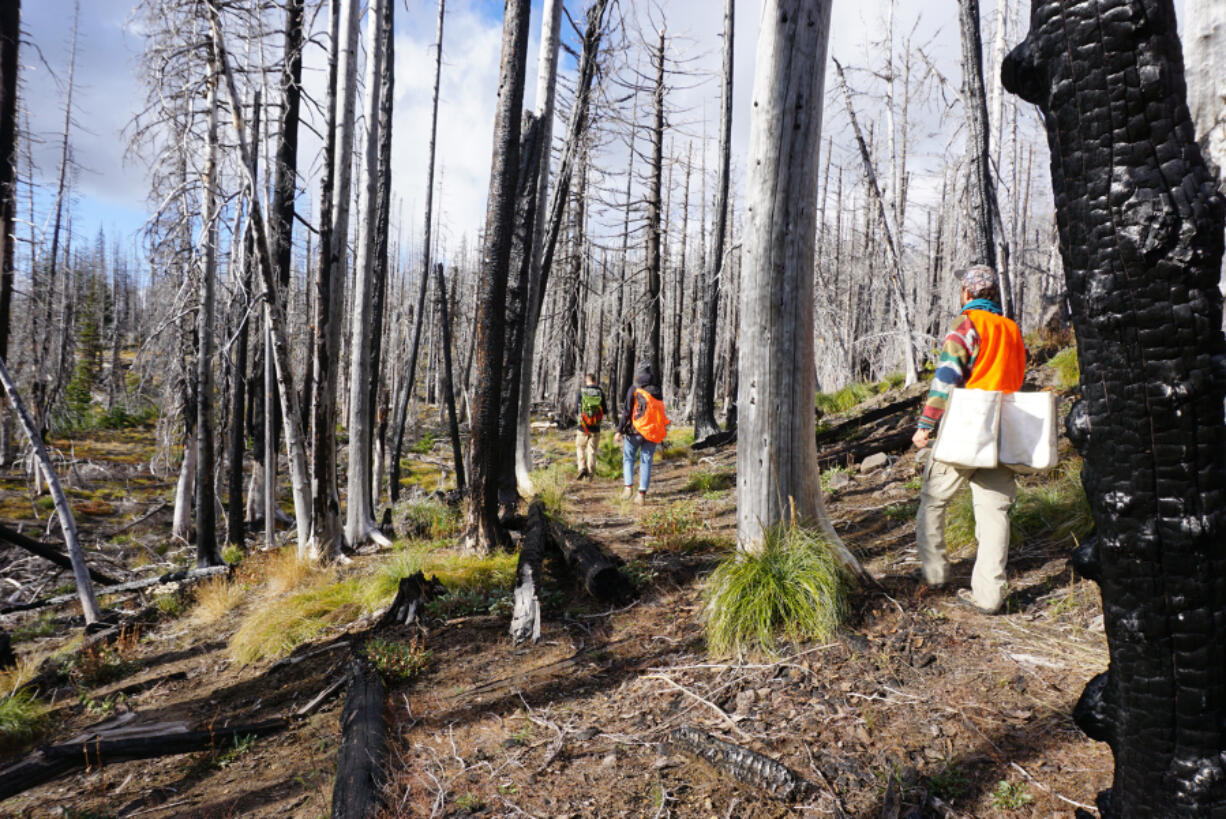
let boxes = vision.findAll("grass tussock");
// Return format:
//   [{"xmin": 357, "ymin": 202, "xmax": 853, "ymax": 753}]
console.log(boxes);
[
  {"xmin": 264, "ymin": 547, "xmax": 314, "ymax": 595},
  {"xmin": 1048, "ymin": 346, "xmax": 1080, "ymax": 391},
  {"xmin": 945, "ymin": 461, "xmax": 1091, "ymax": 553},
  {"xmin": 191, "ymin": 575, "xmax": 247, "ymax": 626},
  {"xmin": 814, "ymin": 373, "xmax": 906, "ymax": 419},
  {"xmin": 642, "ymin": 501, "xmax": 709, "ymax": 552},
  {"xmin": 0, "ymin": 687, "xmax": 45, "ymax": 750},
  {"xmin": 704, "ymin": 525, "xmax": 850, "ymax": 658},
  {"xmin": 229, "ymin": 544, "xmax": 518, "ymax": 665},
  {"xmin": 398, "ymin": 497, "xmax": 463, "ymax": 540},
  {"xmin": 684, "ymin": 469, "xmax": 735, "ymax": 494},
  {"xmin": 530, "ymin": 462, "xmax": 570, "ymax": 518}
]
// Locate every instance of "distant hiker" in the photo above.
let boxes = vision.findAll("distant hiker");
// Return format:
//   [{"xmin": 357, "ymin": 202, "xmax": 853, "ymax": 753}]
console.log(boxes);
[
  {"xmin": 912, "ymin": 265, "xmax": 1025, "ymax": 614},
  {"xmin": 575, "ymin": 373, "xmax": 608, "ymax": 479},
  {"xmin": 614, "ymin": 362, "xmax": 670, "ymax": 504}
]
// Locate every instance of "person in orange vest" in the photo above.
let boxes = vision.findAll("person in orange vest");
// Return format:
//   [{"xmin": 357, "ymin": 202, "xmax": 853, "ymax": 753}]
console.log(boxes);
[
  {"xmin": 614, "ymin": 362, "xmax": 670, "ymax": 505},
  {"xmin": 912, "ymin": 265, "xmax": 1026, "ymax": 614}
]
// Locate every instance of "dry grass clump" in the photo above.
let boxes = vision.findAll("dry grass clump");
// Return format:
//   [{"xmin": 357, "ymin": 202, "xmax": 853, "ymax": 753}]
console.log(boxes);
[
  {"xmin": 190, "ymin": 576, "xmax": 247, "ymax": 626},
  {"xmin": 264, "ymin": 547, "xmax": 314, "ymax": 595}
]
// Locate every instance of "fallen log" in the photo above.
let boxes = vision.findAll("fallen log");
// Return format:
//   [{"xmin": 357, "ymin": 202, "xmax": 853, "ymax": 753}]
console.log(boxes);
[
  {"xmin": 668, "ymin": 724, "xmax": 812, "ymax": 801},
  {"xmin": 692, "ymin": 428, "xmax": 737, "ymax": 451},
  {"xmin": 331, "ymin": 656, "xmax": 386, "ymax": 819},
  {"xmin": 815, "ymin": 394, "xmax": 921, "ymax": 446},
  {"xmin": 0, "ymin": 523, "xmax": 121, "ymax": 586},
  {"xmin": 0, "ymin": 565, "xmax": 229, "ymax": 615},
  {"xmin": 510, "ymin": 500, "xmax": 546, "ymax": 644},
  {"xmin": 816, "ymin": 429, "xmax": 913, "ymax": 472},
  {"xmin": 376, "ymin": 570, "xmax": 445, "ymax": 629},
  {"xmin": 0, "ymin": 631, "xmax": 12, "ymax": 670},
  {"xmin": 546, "ymin": 522, "xmax": 632, "ymax": 603},
  {"xmin": 0, "ymin": 717, "xmax": 287, "ymax": 801}
]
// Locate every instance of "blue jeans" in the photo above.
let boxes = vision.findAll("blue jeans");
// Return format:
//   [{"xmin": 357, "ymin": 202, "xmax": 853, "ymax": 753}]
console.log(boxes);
[{"xmin": 622, "ymin": 436, "xmax": 657, "ymax": 492}]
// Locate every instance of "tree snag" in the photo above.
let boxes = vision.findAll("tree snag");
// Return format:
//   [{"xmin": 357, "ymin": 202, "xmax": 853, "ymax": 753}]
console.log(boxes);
[{"xmin": 1004, "ymin": 2, "xmax": 1226, "ymax": 814}]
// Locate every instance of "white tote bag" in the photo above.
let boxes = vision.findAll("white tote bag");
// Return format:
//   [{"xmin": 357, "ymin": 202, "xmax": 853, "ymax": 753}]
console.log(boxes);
[
  {"xmin": 1000, "ymin": 391, "xmax": 1058, "ymax": 471},
  {"xmin": 931, "ymin": 388, "xmax": 1001, "ymax": 469}
]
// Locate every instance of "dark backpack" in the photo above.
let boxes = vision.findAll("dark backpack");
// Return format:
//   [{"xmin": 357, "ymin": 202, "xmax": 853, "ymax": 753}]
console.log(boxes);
[{"xmin": 579, "ymin": 386, "xmax": 604, "ymax": 429}]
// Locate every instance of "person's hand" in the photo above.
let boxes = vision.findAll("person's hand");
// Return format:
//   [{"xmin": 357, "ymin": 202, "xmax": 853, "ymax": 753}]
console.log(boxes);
[
  {"xmin": 614, "ymin": 433, "xmax": 623, "ymax": 444},
  {"xmin": 912, "ymin": 428, "xmax": 931, "ymax": 449}
]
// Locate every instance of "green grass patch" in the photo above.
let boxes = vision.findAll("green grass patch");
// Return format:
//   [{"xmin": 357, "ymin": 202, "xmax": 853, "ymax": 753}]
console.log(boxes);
[
  {"xmin": 229, "ymin": 545, "xmax": 517, "ymax": 664},
  {"xmin": 0, "ymin": 688, "xmax": 45, "ymax": 750},
  {"xmin": 154, "ymin": 593, "xmax": 187, "ymax": 617},
  {"xmin": 397, "ymin": 497, "xmax": 462, "ymax": 540},
  {"xmin": 684, "ymin": 469, "xmax": 735, "ymax": 493},
  {"xmin": 642, "ymin": 502, "xmax": 703, "ymax": 552},
  {"xmin": 1047, "ymin": 346, "xmax": 1079, "ymax": 390},
  {"xmin": 815, "ymin": 382, "xmax": 876, "ymax": 418},
  {"xmin": 945, "ymin": 461, "xmax": 1092, "ymax": 553},
  {"xmin": 408, "ymin": 432, "xmax": 437, "ymax": 455},
  {"xmin": 704, "ymin": 524, "xmax": 851, "ymax": 658},
  {"xmin": 530, "ymin": 461, "xmax": 571, "ymax": 518},
  {"xmin": 221, "ymin": 544, "xmax": 245, "ymax": 565},
  {"xmin": 365, "ymin": 635, "xmax": 431, "ymax": 683},
  {"xmin": 595, "ymin": 435, "xmax": 622, "ymax": 479}
]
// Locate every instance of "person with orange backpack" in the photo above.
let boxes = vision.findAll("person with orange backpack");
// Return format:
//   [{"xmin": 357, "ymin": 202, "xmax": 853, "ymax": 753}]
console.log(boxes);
[
  {"xmin": 614, "ymin": 362, "xmax": 670, "ymax": 504},
  {"xmin": 575, "ymin": 373, "xmax": 608, "ymax": 479}
]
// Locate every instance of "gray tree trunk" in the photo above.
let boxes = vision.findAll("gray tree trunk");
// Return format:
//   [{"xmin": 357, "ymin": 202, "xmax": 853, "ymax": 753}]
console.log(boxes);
[
  {"xmin": 736, "ymin": 0, "xmax": 862, "ymax": 579},
  {"xmin": 345, "ymin": 0, "xmax": 392, "ymax": 550}
]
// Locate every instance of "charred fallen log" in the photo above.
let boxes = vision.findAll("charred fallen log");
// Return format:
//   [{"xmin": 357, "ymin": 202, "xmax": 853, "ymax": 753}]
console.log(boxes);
[
  {"xmin": 0, "ymin": 523, "xmax": 120, "ymax": 586},
  {"xmin": 814, "ymin": 394, "xmax": 921, "ymax": 447},
  {"xmin": 331, "ymin": 656, "xmax": 386, "ymax": 819},
  {"xmin": 546, "ymin": 521, "xmax": 632, "ymax": 603},
  {"xmin": 815, "ymin": 429, "xmax": 912, "ymax": 472},
  {"xmin": 692, "ymin": 428, "xmax": 736, "ymax": 451},
  {"xmin": 510, "ymin": 500, "xmax": 546, "ymax": 644},
  {"xmin": 1004, "ymin": 1, "xmax": 1226, "ymax": 814},
  {"xmin": 0, "ymin": 717, "xmax": 287, "ymax": 801},
  {"xmin": 668, "ymin": 724, "xmax": 812, "ymax": 801}
]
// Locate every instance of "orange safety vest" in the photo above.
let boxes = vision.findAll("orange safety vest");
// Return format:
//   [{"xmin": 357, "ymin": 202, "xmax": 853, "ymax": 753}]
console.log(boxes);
[
  {"xmin": 963, "ymin": 310, "xmax": 1026, "ymax": 392},
  {"xmin": 632, "ymin": 388, "xmax": 670, "ymax": 443}
]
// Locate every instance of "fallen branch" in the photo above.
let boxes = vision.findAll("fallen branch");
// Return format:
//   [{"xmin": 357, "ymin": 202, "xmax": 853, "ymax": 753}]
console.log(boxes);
[
  {"xmin": 815, "ymin": 394, "xmax": 921, "ymax": 446},
  {"xmin": 692, "ymin": 428, "xmax": 737, "ymax": 451},
  {"xmin": 816, "ymin": 429, "xmax": 913, "ymax": 472},
  {"xmin": 331, "ymin": 656, "xmax": 387, "ymax": 819},
  {"xmin": 0, "ymin": 717, "xmax": 287, "ymax": 801},
  {"xmin": 0, "ymin": 524, "xmax": 121, "ymax": 586},
  {"xmin": 668, "ymin": 724, "xmax": 813, "ymax": 801},
  {"xmin": 0, "ymin": 565, "xmax": 229, "ymax": 615},
  {"xmin": 510, "ymin": 500, "xmax": 546, "ymax": 644},
  {"xmin": 103, "ymin": 502, "xmax": 168, "ymax": 538}
]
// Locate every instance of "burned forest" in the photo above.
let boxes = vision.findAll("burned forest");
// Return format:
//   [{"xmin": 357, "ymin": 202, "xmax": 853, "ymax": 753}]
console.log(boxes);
[{"xmin": 0, "ymin": 0, "xmax": 1222, "ymax": 816}]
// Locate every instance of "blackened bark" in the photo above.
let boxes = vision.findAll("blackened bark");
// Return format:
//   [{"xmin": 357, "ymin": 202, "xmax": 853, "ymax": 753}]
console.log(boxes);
[
  {"xmin": 436, "ymin": 264, "xmax": 464, "ymax": 491},
  {"xmin": 956, "ymin": 0, "xmax": 998, "ymax": 272},
  {"xmin": 1004, "ymin": 2, "xmax": 1226, "ymax": 814},
  {"xmin": 498, "ymin": 112, "xmax": 542, "ymax": 504},
  {"xmin": 466, "ymin": 0, "xmax": 531, "ymax": 554},
  {"xmin": 694, "ymin": 0, "xmax": 733, "ymax": 441},
  {"xmin": 645, "ymin": 28, "xmax": 666, "ymax": 381}
]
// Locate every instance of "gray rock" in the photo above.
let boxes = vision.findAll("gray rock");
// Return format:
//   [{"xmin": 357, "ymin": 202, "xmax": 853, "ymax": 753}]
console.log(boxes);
[
  {"xmin": 859, "ymin": 452, "xmax": 889, "ymax": 473},
  {"xmin": 827, "ymin": 470, "xmax": 852, "ymax": 490}
]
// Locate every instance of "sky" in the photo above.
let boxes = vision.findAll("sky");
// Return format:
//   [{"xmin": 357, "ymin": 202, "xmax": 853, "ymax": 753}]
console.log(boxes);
[{"xmin": 16, "ymin": 0, "xmax": 1191, "ymax": 278}]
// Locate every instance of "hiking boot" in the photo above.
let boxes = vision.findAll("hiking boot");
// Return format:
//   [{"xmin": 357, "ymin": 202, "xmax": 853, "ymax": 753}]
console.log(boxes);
[
  {"xmin": 954, "ymin": 588, "xmax": 999, "ymax": 615},
  {"xmin": 634, "ymin": 491, "xmax": 646, "ymax": 505},
  {"xmin": 621, "ymin": 486, "xmax": 633, "ymax": 500}
]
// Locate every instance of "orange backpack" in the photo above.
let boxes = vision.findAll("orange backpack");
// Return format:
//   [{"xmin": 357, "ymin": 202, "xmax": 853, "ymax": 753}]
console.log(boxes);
[{"xmin": 631, "ymin": 388, "xmax": 670, "ymax": 443}]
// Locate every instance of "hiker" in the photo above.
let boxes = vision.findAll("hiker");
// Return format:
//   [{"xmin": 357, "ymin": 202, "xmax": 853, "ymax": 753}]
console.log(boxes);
[
  {"xmin": 614, "ymin": 362, "xmax": 670, "ymax": 504},
  {"xmin": 912, "ymin": 265, "xmax": 1025, "ymax": 614},
  {"xmin": 575, "ymin": 373, "xmax": 608, "ymax": 479}
]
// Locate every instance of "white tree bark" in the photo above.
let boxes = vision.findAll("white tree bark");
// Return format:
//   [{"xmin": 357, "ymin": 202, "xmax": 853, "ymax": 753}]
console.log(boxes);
[
  {"xmin": 736, "ymin": 0, "xmax": 862, "ymax": 579},
  {"xmin": 514, "ymin": 0, "xmax": 563, "ymax": 495},
  {"xmin": 0, "ymin": 354, "xmax": 100, "ymax": 624},
  {"xmin": 345, "ymin": 0, "xmax": 391, "ymax": 550},
  {"xmin": 172, "ymin": 434, "xmax": 196, "ymax": 544},
  {"xmin": 1185, "ymin": 0, "xmax": 1226, "ymax": 310}
]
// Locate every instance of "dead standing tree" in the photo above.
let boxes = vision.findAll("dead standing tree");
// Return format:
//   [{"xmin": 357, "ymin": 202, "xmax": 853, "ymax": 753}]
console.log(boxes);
[
  {"xmin": 693, "ymin": 0, "xmax": 733, "ymax": 442},
  {"xmin": 737, "ymin": 0, "xmax": 863, "ymax": 578},
  {"xmin": 465, "ymin": 0, "xmax": 532, "ymax": 554},
  {"xmin": 1004, "ymin": 0, "xmax": 1226, "ymax": 813},
  {"xmin": 0, "ymin": 0, "xmax": 16, "ymax": 467}
]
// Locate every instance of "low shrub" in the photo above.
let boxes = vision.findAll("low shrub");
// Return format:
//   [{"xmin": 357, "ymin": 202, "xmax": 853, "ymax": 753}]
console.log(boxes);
[
  {"xmin": 684, "ymin": 469, "xmax": 735, "ymax": 493},
  {"xmin": 365, "ymin": 635, "xmax": 431, "ymax": 683},
  {"xmin": 704, "ymin": 525, "xmax": 850, "ymax": 657},
  {"xmin": 398, "ymin": 497, "xmax": 462, "ymax": 540},
  {"xmin": 643, "ymin": 502, "xmax": 704, "ymax": 552},
  {"xmin": 1047, "ymin": 346, "xmax": 1079, "ymax": 391}
]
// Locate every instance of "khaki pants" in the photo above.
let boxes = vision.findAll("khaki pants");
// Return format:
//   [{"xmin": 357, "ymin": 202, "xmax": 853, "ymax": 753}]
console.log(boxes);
[
  {"xmin": 575, "ymin": 429, "xmax": 599, "ymax": 474},
  {"xmin": 916, "ymin": 457, "xmax": 1016, "ymax": 611}
]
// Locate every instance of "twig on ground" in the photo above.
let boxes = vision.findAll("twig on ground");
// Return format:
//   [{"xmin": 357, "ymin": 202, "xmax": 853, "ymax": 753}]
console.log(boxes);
[{"xmin": 645, "ymin": 673, "xmax": 751, "ymax": 740}]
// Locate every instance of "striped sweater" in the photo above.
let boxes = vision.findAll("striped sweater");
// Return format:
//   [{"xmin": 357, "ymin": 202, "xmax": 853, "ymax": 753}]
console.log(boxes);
[{"xmin": 918, "ymin": 314, "xmax": 982, "ymax": 431}]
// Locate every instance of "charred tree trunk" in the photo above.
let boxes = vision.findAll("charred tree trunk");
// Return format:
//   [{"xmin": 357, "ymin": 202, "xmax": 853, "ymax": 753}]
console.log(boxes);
[
  {"xmin": 0, "ymin": 0, "xmax": 16, "ymax": 468},
  {"xmin": 694, "ymin": 0, "xmax": 733, "ymax": 441},
  {"xmin": 436, "ymin": 264, "xmax": 464, "ymax": 491},
  {"xmin": 1004, "ymin": 2, "xmax": 1226, "ymax": 814},
  {"xmin": 465, "ymin": 0, "xmax": 531, "ymax": 554},
  {"xmin": 645, "ymin": 27, "xmax": 666, "ymax": 381},
  {"xmin": 956, "ymin": 0, "xmax": 1001, "ymax": 299}
]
